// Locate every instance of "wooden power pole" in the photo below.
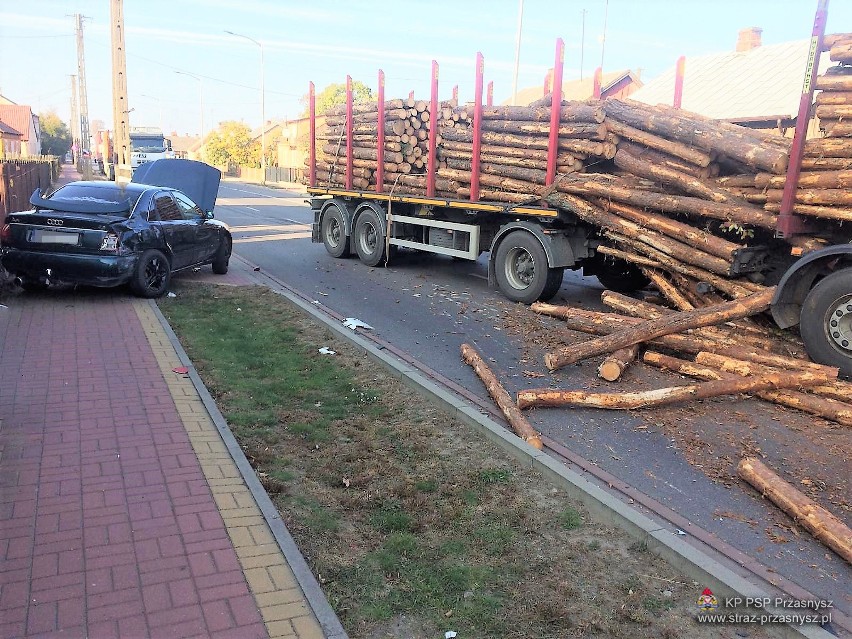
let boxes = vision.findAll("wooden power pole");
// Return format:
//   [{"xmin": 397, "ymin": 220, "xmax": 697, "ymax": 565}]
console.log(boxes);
[{"xmin": 110, "ymin": 0, "xmax": 131, "ymax": 180}]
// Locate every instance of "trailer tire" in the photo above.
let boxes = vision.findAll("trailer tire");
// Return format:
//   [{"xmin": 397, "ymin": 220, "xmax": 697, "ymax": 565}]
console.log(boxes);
[
  {"xmin": 540, "ymin": 267, "xmax": 565, "ymax": 302},
  {"xmin": 321, "ymin": 204, "xmax": 350, "ymax": 258},
  {"xmin": 354, "ymin": 208, "xmax": 385, "ymax": 267},
  {"xmin": 595, "ymin": 259, "xmax": 650, "ymax": 293},
  {"xmin": 800, "ymin": 268, "xmax": 852, "ymax": 378},
  {"xmin": 495, "ymin": 230, "xmax": 554, "ymax": 304}
]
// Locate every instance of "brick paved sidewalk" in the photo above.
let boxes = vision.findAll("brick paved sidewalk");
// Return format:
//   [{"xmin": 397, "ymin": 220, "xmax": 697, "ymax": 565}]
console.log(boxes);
[{"xmin": 0, "ymin": 286, "xmax": 338, "ymax": 638}]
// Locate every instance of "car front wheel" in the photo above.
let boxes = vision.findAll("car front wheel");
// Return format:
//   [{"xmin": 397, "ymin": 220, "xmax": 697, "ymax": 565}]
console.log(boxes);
[{"xmin": 131, "ymin": 249, "xmax": 171, "ymax": 298}]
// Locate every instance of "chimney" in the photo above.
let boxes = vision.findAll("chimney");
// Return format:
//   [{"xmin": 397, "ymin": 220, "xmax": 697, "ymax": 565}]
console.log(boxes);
[{"xmin": 736, "ymin": 27, "xmax": 763, "ymax": 52}]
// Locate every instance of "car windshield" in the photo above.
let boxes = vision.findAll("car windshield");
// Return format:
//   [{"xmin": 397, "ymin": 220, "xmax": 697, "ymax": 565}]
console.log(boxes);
[
  {"xmin": 47, "ymin": 184, "xmax": 142, "ymax": 216},
  {"xmin": 131, "ymin": 137, "xmax": 166, "ymax": 152}
]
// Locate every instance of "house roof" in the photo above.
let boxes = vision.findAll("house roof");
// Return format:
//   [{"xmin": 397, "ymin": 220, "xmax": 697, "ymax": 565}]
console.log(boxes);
[
  {"xmin": 0, "ymin": 120, "xmax": 22, "ymax": 136},
  {"xmin": 0, "ymin": 105, "xmax": 34, "ymax": 141},
  {"xmin": 508, "ymin": 70, "xmax": 641, "ymax": 106},
  {"xmin": 250, "ymin": 120, "xmax": 281, "ymax": 141},
  {"xmin": 167, "ymin": 134, "xmax": 202, "ymax": 154},
  {"xmin": 629, "ymin": 39, "xmax": 833, "ymax": 122}
]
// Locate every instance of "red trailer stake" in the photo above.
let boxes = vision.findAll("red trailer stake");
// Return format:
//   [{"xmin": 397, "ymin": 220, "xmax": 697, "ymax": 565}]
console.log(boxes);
[
  {"xmin": 471, "ymin": 53, "xmax": 484, "ymax": 202},
  {"xmin": 308, "ymin": 82, "xmax": 316, "ymax": 187},
  {"xmin": 376, "ymin": 70, "xmax": 385, "ymax": 193},
  {"xmin": 546, "ymin": 39, "xmax": 565, "ymax": 185},
  {"xmin": 673, "ymin": 56, "xmax": 685, "ymax": 108},
  {"xmin": 777, "ymin": 0, "xmax": 828, "ymax": 237},
  {"xmin": 427, "ymin": 61, "xmax": 439, "ymax": 198},
  {"xmin": 345, "ymin": 75, "xmax": 353, "ymax": 190}
]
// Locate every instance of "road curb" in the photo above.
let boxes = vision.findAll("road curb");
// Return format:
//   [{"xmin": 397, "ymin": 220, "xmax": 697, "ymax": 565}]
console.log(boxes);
[
  {"xmin": 149, "ymin": 300, "xmax": 349, "ymax": 639},
  {"xmin": 239, "ymin": 258, "xmax": 840, "ymax": 639}
]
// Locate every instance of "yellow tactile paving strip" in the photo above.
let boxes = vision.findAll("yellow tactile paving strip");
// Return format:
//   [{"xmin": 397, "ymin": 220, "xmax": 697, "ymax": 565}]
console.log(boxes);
[{"xmin": 134, "ymin": 300, "xmax": 325, "ymax": 639}]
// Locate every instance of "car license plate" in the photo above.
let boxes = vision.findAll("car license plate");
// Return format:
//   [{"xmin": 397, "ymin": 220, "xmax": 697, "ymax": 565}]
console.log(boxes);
[{"xmin": 29, "ymin": 229, "xmax": 80, "ymax": 245}]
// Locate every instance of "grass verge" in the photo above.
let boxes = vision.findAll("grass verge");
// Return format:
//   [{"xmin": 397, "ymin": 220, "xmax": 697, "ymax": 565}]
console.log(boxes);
[{"xmin": 160, "ymin": 283, "xmax": 767, "ymax": 639}]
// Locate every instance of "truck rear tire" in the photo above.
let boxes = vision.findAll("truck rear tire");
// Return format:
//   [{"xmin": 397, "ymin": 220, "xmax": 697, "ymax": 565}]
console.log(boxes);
[
  {"xmin": 495, "ymin": 230, "xmax": 555, "ymax": 304},
  {"xmin": 321, "ymin": 204, "xmax": 350, "ymax": 258},
  {"xmin": 800, "ymin": 268, "xmax": 852, "ymax": 378},
  {"xmin": 354, "ymin": 208, "xmax": 385, "ymax": 267}
]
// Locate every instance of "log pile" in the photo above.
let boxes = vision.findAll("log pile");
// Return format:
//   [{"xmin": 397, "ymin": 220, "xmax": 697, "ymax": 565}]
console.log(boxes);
[
  {"xmin": 521, "ymin": 288, "xmax": 852, "ymax": 427},
  {"xmin": 310, "ymin": 33, "xmax": 851, "ymax": 303}
]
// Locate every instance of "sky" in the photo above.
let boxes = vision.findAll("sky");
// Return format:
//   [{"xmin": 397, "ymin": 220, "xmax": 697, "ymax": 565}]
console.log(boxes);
[{"xmin": 1, "ymin": 1, "xmax": 849, "ymax": 139}]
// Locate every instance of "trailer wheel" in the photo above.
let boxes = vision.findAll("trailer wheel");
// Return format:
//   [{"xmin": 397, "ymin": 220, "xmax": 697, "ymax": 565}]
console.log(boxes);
[
  {"xmin": 540, "ymin": 267, "xmax": 565, "ymax": 302},
  {"xmin": 800, "ymin": 268, "xmax": 852, "ymax": 378},
  {"xmin": 354, "ymin": 208, "xmax": 385, "ymax": 267},
  {"xmin": 321, "ymin": 204, "xmax": 350, "ymax": 258},
  {"xmin": 595, "ymin": 259, "xmax": 650, "ymax": 293},
  {"xmin": 494, "ymin": 230, "xmax": 554, "ymax": 304}
]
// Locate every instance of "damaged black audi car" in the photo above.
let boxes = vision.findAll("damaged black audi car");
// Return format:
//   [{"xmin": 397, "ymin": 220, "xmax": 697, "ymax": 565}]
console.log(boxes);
[{"xmin": 0, "ymin": 159, "xmax": 230, "ymax": 298}]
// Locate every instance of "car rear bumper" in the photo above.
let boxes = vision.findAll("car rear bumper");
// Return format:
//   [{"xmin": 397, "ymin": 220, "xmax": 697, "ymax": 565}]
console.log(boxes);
[{"xmin": 1, "ymin": 249, "xmax": 138, "ymax": 287}]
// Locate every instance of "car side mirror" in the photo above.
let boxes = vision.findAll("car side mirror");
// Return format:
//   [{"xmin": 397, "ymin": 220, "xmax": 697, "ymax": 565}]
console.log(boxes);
[{"xmin": 204, "ymin": 211, "xmax": 214, "ymax": 220}]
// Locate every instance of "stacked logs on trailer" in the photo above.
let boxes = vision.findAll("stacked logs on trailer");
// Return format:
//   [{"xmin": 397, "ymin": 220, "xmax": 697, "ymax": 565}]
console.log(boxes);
[
  {"xmin": 314, "ymin": 96, "xmax": 468, "ymax": 196},
  {"xmin": 311, "ymin": 33, "xmax": 851, "ymax": 296}
]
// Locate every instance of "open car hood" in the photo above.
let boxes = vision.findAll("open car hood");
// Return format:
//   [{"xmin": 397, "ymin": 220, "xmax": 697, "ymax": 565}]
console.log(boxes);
[{"xmin": 131, "ymin": 159, "xmax": 221, "ymax": 214}]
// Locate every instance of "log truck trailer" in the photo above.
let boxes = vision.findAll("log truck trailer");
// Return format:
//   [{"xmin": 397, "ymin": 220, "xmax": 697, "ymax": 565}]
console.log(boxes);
[{"xmin": 306, "ymin": 3, "xmax": 851, "ymax": 376}]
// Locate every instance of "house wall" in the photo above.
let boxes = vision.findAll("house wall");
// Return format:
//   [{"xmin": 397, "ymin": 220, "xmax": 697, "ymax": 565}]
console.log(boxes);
[{"xmin": 20, "ymin": 115, "xmax": 40, "ymax": 157}]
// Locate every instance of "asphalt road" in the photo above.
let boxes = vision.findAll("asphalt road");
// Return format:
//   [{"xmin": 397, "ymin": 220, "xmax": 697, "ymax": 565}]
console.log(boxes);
[{"xmin": 214, "ymin": 179, "xmax": 850, "ymax": 616}]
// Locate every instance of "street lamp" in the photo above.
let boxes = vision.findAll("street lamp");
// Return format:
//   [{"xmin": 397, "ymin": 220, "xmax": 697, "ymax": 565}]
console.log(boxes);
[
  {"xmin": 174, "ymin": 70, "xmax": 204, "ymax": 139},
  {"xmin": 225, "ymin": 30, "xmax": 266, "ymax": 185}
]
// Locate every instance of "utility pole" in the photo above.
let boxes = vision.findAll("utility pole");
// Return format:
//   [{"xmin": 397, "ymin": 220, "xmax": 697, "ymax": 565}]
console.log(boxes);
[
  {"xmin": 600, "ymin": 0, "xmax": 609, "ymax": 72},
  {"xmin": 510, "ymin": 0, "xmax": 524, "ymax": 106},
  {"xmin": 73, "ymin": 13, "xmax": 92, "ymax": 178},
  {"xmin": 110, "ymin": 0, "xmax": 131, "ymax": 180},
  {"xmin": 580, "ymin": 9, "xmax": 587, "ymax": 80},
  {"xmin": 70, "ymin": 75, "xmax": 80, "ymax": 162}
]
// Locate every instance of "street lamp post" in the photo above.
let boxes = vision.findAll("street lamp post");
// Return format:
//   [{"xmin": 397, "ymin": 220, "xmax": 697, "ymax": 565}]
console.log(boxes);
[
  {"xmin": 174, "ymin": 70, "xmax": 204, "ymax": 139},
  {"xmin": 225, "ymin": 30, "xmax": 265, "ymax": 185}
]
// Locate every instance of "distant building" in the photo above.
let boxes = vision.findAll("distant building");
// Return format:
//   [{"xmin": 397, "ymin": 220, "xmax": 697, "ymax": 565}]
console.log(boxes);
[
  {"xmin": 509, "ymin": 69, "xmax": 643, "ymax": 106},
  {"xmin": 0, "ymin": 101, "xmax": 41, "ymax": 156},
  {"xmin": 629, "ymin": 28, "xmax": 832, "ymax": 135},
  {"xmin": 0, "ymin": 119, "xmax": 23, "ymax": 156},
  {"xmin": 167, "ymin": 134, "xmax": 202, "ymax": 160}
]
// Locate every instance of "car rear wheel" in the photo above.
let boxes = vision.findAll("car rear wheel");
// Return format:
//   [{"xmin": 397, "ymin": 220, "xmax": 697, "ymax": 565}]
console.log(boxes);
[
  {"xmin": 131, "ymin": 249, "xmax": 171, "ymax": 298},
  {"xmin": 212, "ymin": 236, "xmax": 231, "ymax": 275}
]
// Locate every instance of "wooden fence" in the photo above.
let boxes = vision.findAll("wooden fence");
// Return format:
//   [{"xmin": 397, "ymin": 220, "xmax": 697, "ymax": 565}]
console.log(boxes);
[{"xmin": 0, "ymin": 159, "xmax": 59, "ymax": 224}]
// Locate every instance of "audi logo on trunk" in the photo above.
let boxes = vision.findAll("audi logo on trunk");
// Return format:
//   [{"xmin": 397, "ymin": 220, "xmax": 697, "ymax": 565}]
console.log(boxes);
[{"xmin": 46, "ymin": 219, "xmax": 64, "ymax": 226}]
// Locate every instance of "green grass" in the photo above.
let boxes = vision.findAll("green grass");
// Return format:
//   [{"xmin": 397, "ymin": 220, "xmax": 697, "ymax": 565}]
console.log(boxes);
[
  {"xmin": 558, "ymin": 506, "xmax": 583, "ymax": 530},
  {"xmin": 160, "ymin": 286, "xmax": 386, "ymax": 446}
]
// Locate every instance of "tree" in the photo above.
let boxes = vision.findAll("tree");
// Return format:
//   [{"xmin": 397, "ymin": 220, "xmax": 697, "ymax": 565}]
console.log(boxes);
[
  {"xmin": 39, "ymin": 111, "xmax": 71, "ymax": 157},
  {"xmin": 300, "ymin": 80, "xmax": 374, "ymax": 117},
  {"xmin": 202, "ymin": 121, "xmax": 257, "ymax": 167}
]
